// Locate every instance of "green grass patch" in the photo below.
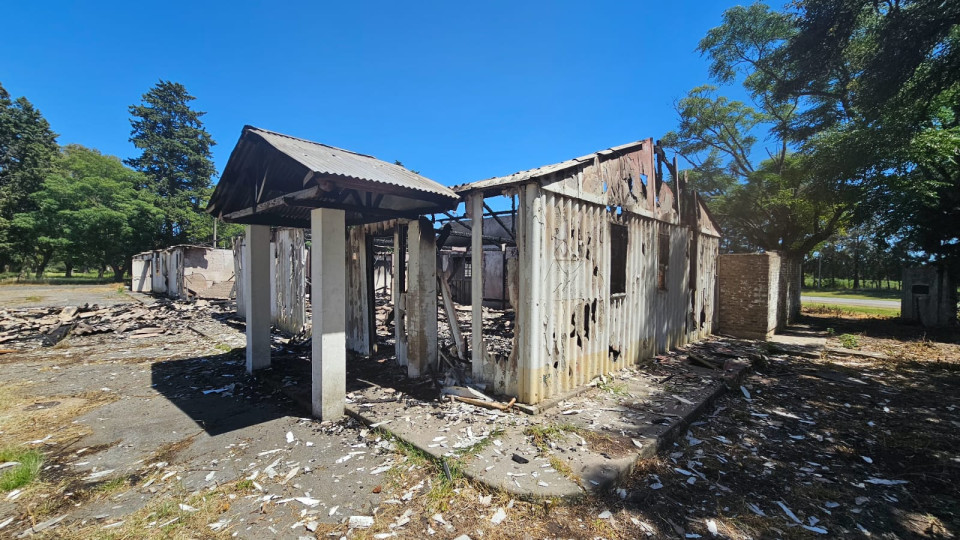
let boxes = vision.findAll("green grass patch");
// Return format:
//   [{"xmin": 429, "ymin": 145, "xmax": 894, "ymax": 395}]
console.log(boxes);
[
  {"xmin": 0, "ymin": 447, "xmax": 43, "ymax": 491},
  {"xmin": 454, "ymin": 428, "xmax": 503, "ymax": 456},
  {"xmin": 804, "ymin": 303, "xmax": 901, "ymax": 318},
  {"xmin": 525, "ymin": 423, "xmax": 581, "ymax": 451},
  {"xmin": 838, "ymin": 334, "xmax": 860, "ymax": 349},
  {"xmin": 802, "ymin": 288, "xmax": 901, "ymax": 301}
]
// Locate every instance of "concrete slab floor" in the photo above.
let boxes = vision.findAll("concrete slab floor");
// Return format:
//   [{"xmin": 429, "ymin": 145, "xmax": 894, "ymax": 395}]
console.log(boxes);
[{"xmin": 0, "ymin": 295, "xmax": 830, "ymax": 539}]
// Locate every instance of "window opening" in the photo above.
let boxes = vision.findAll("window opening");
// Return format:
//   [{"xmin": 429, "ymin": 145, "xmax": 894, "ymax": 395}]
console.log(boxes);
[
  {"xmin": 657, "ymin": 231, "xmax": 670, "ymax": 290},
  {"xmin": 610, "ymin": 224, "xmax": 627, "ymax": 295}
]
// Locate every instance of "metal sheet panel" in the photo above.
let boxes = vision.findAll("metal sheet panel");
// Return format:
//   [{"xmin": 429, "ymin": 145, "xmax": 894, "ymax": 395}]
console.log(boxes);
[{"xmin": 252, "ymin": 128, "xmax": 457, "ymax": 199}]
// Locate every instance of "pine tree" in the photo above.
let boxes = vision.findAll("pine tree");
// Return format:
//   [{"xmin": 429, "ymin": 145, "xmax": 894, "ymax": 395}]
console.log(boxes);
[
  {"xmin": 126, "ymin": 80, "xmax": 216, "ymax": 246},
  {"xmin": 0, "ymin": 82, "xmax": 59, "ymax": 271}
]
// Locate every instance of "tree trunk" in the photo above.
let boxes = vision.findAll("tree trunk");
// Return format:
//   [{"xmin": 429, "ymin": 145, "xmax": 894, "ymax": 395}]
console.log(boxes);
[
  {"xmin": 110, "ymin": 263, "xmax": 125, "ymax": 283},
  {"xmin": 65, "ymin": 263, "xmax": 73, "ymax": 278},
  {"xmin": 97, "ymin": 264, "xmax": 105, "ymax": 279},
  {"xmin": 34, "ymin": 252, "xmax": 52, "ymax": 279}
]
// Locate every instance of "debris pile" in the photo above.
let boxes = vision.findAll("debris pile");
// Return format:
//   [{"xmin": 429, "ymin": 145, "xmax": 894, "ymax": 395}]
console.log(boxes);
[{"xmin": 0, "ymin": 299, "xmax": 236, "ymax": 349}]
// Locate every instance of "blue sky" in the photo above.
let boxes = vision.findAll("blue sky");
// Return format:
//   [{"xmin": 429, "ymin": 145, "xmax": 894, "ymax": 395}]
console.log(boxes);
[{"xmin": 1, "ymin": 0, "xmax": 758, "ymax": 189}]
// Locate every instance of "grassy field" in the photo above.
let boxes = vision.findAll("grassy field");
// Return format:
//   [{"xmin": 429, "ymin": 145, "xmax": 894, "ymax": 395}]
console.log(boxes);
[
  {"xmin": 804, "ymin": 302, "xmax": 901, "ymax": 318},
  {"xmin": 0, "ymin": 270, "xmax": 122, "ymax": 285},
  {"xmin": 801, "ymin": 288, "xmax": 901, "ymax": 301}
]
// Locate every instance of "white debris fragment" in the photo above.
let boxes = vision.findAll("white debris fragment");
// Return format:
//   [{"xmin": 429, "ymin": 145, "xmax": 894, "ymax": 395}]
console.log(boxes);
[
  {"xmin": 775, "ymin": 501, "xmax": 801, "ymax": 524},
  {"xmin": 490, "ymin": 508, "xmax": 507, "ymax": 525},
  {"xmin": 824, "ymin": 501, "xmax": 840, "ymax": 508},
  {"xmin": 740, "ymin": 386, "xmax": 751, "ymax": 400},
  {"xmin": 208, "ymin": 519, "xmax": 229, "ymax": 531},
  {"xmin": 349, "ymin": 516, "xmax": 375, "ymax": 529},
  {"xmin": 706, "ymin": 519, "xmax": 718, "ymax": 536},
  {"xmin": 178, "ymin": 503, "xmax": 198, "ymax": 513},
  {"xmin": 295, "ymin": 497, "xmax": 320, "ymax": 507},
  {"xmin": 650, "ymin": 482, "xmax": 663, "ymax": 490},
  {"xmin": 328, "ymin": 505, "xmax": 339, "ymax": 515},
  {"xmin": 202, "ymin": 384, "xmax": 234, "ymax": 395},
  {"xmin": 861, "ymin": 456, "xmax": 873, "ymax": 464},
  {"xmin": 370, "ymin": 465, "xmax": 392, "ymax": 475},
  {"xmin": 865, "ymin": 478, "xmax": 908, "ymax": 485},
  {"xmin": 673, "ymin": 394, "xmax": 695, "ymax": 405},
  {"xmin": 746, "ymin": 503, "xmax": 766, "ymax": 516},
  {"xmin": 286, "ymin": 431, "xmax": 295, "ymax": 444},
  {"xmin": 674, "ymin": 468, "xmax": 693, "ymax": 476},
  {"xmin": 204, "ymin": 471, "xmax": 216, "ymax": 482},
  {"xmin": 0, "ymin": 462, "xmax": 19, "ymax": 470},
  {"xmin": 281, "ymin": 467, "xmax": 299, "ymax": 484},
  {"xmin": 598, "ymin": 510, "xmax": 612, "ymax": 519},
  {"xmin": 84, "ymin": 469, "xmax": 115, "ymax": 481},
  {"xmin": 632, "ymin": 439, "xmax": 644, "ymax": 449},
  {"xmin": 0, "ymin": 517, "xmax": 13, "ymax": 529},
  {"xmin": 561, "ymin": 409, "xmax": 583, "ymax": 415}
]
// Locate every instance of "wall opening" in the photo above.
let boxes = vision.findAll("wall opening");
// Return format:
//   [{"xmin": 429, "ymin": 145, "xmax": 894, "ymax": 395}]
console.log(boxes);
[
  {"xmin": 610, "ymin": 223, "xmax": 628, "ymax": 295},
  {"xmin": 657, "ymin": 230, "xmax": 670, "ymax": 290}
]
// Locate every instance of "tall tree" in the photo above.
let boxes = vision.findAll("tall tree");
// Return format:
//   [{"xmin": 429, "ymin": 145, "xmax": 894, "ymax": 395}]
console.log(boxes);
[
  {"xmin": 126, "ymin": 80, "xmax": 216, "ymax": 247},
  {"xmin": 662, "ymin": 4, "xmax": 851, "ymax": 259},
  {"xmin": 0, "ymin": 82, "xmax": 59, "ymax": 270},
  {"xmin": 773, "ymin": 0, "xmax": 959, "ymax": 317}
]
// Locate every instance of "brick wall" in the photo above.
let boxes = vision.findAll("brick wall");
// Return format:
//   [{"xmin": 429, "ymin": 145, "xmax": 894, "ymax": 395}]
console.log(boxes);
[{"xmin": 717, "ymin": 253, "xmax": 780, "ymax": 339}]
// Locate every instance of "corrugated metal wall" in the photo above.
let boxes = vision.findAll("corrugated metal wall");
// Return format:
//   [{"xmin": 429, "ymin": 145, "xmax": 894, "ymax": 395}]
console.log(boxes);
[
  {"xmin": 345, "ymin": 226, "xmax": 371, "ymax": 354},
  {"xmin": 504, "ymin": 183, "xmax": 720, "ymax": 404},
  {"xmin": 275, "ymin": 228, "xmax": 307, "ymax": 335}
]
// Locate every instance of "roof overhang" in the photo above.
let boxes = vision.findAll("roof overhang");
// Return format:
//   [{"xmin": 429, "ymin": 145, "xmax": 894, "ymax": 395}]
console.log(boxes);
[{"xmin": 207, "ymin": 126, "xmax": 460, "ymax": 227}]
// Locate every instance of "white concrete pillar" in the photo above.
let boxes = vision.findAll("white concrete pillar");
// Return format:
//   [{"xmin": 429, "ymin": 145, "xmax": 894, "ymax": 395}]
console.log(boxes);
[
  {"xmin": 467, "ymin": 194, "xmax": 485, "ymax": 381},
  {"xmin": 311, "ymin": 208, "xmax": 346, "ymax": 420},
  {"xmin": 244, "ymin": 225, "xmax": 272, "ymax": 373},
  {"xmin": 406, "ymin": 219, "xmax": 437, "ymax": 378}
]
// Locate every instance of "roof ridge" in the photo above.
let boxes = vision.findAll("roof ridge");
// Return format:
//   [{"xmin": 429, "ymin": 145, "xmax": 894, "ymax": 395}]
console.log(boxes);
[{"xmin": 244, "ymin": 125, "xmax": 379, "ymax": 161}]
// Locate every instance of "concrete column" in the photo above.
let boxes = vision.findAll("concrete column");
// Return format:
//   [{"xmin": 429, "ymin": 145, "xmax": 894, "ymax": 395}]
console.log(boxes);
[
  {"xmin": 406, "ymin": 219, "xmax": 437, "ymax": 378},
  {"xmin": 467, "ymin": 194, "xmax": 485, "ymax": 381},
  {"xmin": 244, "ymin": 224, "xmax": 272, "ymax": 373},
  {"xmin": 311, "ymin": 208, "xmax": 346, "ymax": 420}
]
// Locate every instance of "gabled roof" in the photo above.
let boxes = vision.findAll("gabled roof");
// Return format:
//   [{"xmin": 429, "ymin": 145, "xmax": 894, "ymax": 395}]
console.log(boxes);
[{"xmin": 207, "ymin": 126, "xmax": 459, "ymax": 227}]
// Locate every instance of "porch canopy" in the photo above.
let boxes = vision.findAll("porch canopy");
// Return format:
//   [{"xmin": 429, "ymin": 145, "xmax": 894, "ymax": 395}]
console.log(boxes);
[
  {"xmin": 207, "ymin": 125, "xmax": 459, "ymax": 226},
  {"xmin": 206, "ymin": 126, "xmax": 458, "ymax": 421}
]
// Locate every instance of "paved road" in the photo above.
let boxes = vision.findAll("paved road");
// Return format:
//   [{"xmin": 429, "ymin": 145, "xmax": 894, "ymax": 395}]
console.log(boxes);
[{"xmin": 802, "ymin": 295, "xmax": 900, "ymax": 309}]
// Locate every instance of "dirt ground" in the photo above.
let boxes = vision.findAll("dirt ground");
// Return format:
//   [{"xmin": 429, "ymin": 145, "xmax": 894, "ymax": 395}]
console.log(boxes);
[{"xmin": 0, "ymin": 285, "xmax": 958, "ymax": 539}]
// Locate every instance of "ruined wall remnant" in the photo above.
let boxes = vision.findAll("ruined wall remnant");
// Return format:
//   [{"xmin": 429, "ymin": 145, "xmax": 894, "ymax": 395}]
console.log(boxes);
[
  {"xmin": 717, "ymin": 253, "xmax": 781, "ymax": 339},
  {"xmin": 457, "ymin": 138, "xmax": 722, "ymax": 404},
  {"xmin": 902, "ymin": 265, "xmax": 957, "ymax": 327},
  {"xmin": 776, "ymin": 255, "xmax": 802, "ymax": 330},
  {"xmin": 131, "ymin": 246, "xmax": 235, "ymax": 300},
  {"xmin": 233, "ymin": 229, "xmax": 307, "ymax": 335}
]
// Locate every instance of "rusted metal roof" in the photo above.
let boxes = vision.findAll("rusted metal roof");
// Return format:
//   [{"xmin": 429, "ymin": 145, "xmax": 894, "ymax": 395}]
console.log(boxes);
[
  {"xmin": 452, "ymin": 140, "xmax": 646, "ymax": 197},
  {"xmin": 207, "ymin": 126, "xmax": 459, "ymax": 227},
  {"xmin": 251, "ymin": 128, "xmax": 456, "ymax": 199}
]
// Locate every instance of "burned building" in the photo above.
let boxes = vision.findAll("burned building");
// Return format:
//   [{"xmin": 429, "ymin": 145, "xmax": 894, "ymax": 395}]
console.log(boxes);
[
  {"xmin": 131, "ymin": 245, "xmax": 235, "ymax": 300},
  {"xmin": 452, "ymin": 139, "xmax": 721, "ymax": 404},
  {"xmin": 208, "ymin": 126, "xmax": 721, "ymax": 418}
]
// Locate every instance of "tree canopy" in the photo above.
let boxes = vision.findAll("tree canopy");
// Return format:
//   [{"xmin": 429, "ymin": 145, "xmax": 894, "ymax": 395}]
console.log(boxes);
[
  {"xmin": 0, "ymin": 82, "xmax": 59, "ymax": 269},
  {"xmin": 11, "ymin": 145, "xmax": 162, "ymax": 279},
  {"xmin": 126, "ymin": 80, "xmax": 217, "ymax": 246}
]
